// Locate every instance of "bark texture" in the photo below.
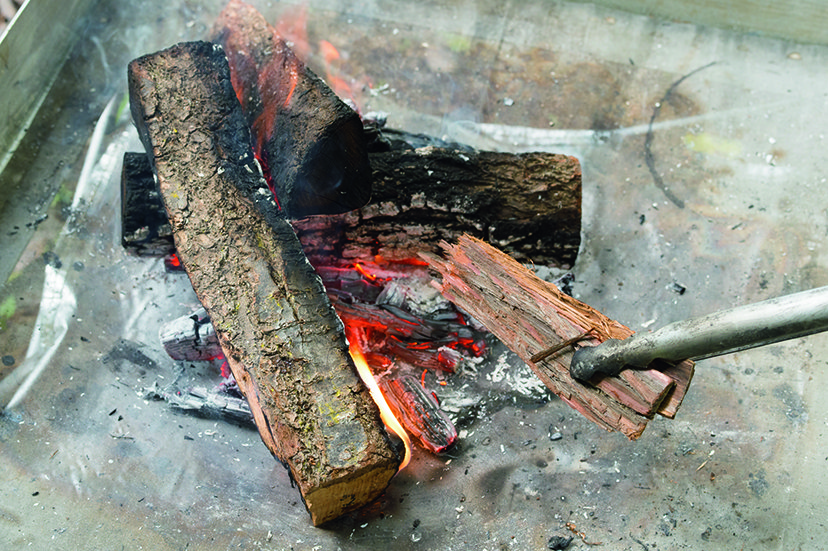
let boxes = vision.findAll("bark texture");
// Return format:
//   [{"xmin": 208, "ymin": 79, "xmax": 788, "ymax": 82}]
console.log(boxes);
[
  {"xmin": 425, "ymin": 235, "xmax": 694, "ymax": 440},
  {"xmin": 121, "ymin": 145, "xmax": 582, "ymax": 269},
  {"xmin": 128, "ymin": 41, "xmax": 399, "ymax": 525},
  {"xmin": 294, "ymin": 147, "xmax": 582, "ymax": 268}
]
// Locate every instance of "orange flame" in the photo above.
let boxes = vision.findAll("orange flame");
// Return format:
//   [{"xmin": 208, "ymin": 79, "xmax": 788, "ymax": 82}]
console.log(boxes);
[
  {"xmin": 353, "ymin": 262, "xmax": 377, "ymax": 282},
  {"xmin": 347, "ymin": 328, "xmax": 412, "ymax": 471},
  {"xmin": 315, "ymin": 38, "xmax": 359, "ymax": 108}
]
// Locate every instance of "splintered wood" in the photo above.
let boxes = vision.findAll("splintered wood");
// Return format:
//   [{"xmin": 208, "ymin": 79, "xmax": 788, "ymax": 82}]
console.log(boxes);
[
  {"xmin": 424, "ymin": 235, "xmax": 694, "ymax": 439},
  {"xmin": 128, "ymin": 41, "xmax": 399, "ymax": 525}
]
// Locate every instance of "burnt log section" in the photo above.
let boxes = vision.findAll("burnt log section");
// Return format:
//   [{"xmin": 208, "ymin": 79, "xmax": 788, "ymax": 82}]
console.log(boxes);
[
  {"xmin": 121, "ymin": 151, "xmax": 173, "ymax": 256},
  {"xmin": 211, "ymin": 0, "xmax": 372, "ymax": 218},
  {"xmin": 121, "ymin": 145, "xmax": 582, "ymax": 269},
  {"xmin": 294, "ymin": 147, "xmax": 581, "ymax": 268},
  {"xmin": 425, "ymin": 235, "xmax": 694, "ymax": 440},
  {"xmin": 128, "ymin": 41, "xmax": 400, "ymax": 526}
]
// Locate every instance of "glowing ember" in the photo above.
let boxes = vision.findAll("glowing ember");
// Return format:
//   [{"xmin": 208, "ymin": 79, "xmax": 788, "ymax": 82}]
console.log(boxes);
[
  {"xmin": 354, "ymin": 262, "xmax": 379, "ymax": 282},
  {"xmin": 322, "ymin": 259, "xmax": 478, "ymax": 455},
  {"xmin": 164, "ymin": 252, "xmax": 184, "ymax": 272},
  {"xmin": 347, "ymin": 326, "xmax": 412, "ymax": 470},
  {"xmin": 250, "ymin": 38, "xmax": 302, "ymax": 153},
  {"xmin": 379, "ymin": 375, "xmax": 457, "ymax": 454}
]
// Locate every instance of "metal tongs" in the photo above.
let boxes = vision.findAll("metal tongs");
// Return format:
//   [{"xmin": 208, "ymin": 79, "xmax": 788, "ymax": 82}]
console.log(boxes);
[{"xmin": 570, "ymin": 285, "xmax": 828, "ymax": 381}]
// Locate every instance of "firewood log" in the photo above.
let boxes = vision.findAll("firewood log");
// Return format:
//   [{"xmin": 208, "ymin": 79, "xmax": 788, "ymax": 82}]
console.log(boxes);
[
  {"xmin": 294, "ymin": 147, "xmax": 581, "ymax": 268},
  {"xmin": 121, "ymin": 144, "xmax": 582, "ymax": 269},
  {"xmin": 128, "ymin": 40, "xmax": 400, "ymax": 525},
  {"xmin": 424, "ymin": 235, "xmax": 694, "ymax": 440}
]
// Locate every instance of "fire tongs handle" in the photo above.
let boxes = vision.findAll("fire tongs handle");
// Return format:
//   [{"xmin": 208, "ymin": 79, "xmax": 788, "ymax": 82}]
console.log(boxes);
[{"xmin": 569, "ymin": 285, "xmax": 828, "ymax": 381}]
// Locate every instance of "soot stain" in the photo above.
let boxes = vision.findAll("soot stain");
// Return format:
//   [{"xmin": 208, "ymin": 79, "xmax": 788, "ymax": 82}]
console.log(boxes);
[
  {"xmin": 478, "ymin": 465, "xmax": 516, "ymax": 499},
  {"xmin": 102, "ymin": 339, "xmax": 159, "ymax": 375},
  {"xmin": 772, "ymin": 383, "xmax": 808, "ymax": 425}
]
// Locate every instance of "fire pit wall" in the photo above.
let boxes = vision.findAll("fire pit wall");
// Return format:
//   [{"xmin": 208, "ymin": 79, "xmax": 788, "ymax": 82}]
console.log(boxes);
[{"xmin": 1, "ymin": 0, "xmax": 827, "ymax": 549}]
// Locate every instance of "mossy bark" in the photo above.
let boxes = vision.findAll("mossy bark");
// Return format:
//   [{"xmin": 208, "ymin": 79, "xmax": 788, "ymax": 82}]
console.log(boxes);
[{"xmin": 128, "ymin": 41, "xmax": 399, "ymax": 525}]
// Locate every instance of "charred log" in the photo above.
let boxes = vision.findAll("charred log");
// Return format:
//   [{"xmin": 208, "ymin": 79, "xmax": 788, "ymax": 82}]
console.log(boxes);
[
  {"xmin": 159, "ymin": 307, "xmax": 223, "ymax": 361},
  {"xmin": 120, "ymin": 151, "xmax": 172, "ymax": 256},
  {"xmin": 211, "ymin": 0, "xmax": 371, "ymax": 218},
  {"xmin": 294, "ymin": 146, "xmax": 581, "ymax": 268},
  {"xmin": 144, "ymin": 382, "xmax": 255, "ymax": 426},
  {"xmin": 128, "ymin": 41, "xmax": 400, "ymax": 525},
  {"xmin": 378, "ymin": 375, "xmax": 457, "ymax": 454},
  {"xmin": 121, "ymin": 142, "xmax": 582, "ymax": 268}
]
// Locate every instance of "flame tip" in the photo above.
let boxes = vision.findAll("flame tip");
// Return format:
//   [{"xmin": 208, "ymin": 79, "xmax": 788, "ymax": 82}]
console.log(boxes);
[{"xmin": 347, "ymin": 327, "xmax": 412, "ymax": 471}]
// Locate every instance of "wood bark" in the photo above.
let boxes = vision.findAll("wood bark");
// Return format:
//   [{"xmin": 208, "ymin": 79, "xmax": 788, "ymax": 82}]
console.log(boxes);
[
  {"xmin": 128, "ymin": 41, "xmax": 400, "ymax": 525},
  {"xmin": 424, "ymin": 234, "xmax": 694, "ymax": 440},
  {"xmin": 294, "ymin": 147, "xmax": 582, "ymax": 268},
  {"xmin": 211, "ymin": 0, "xmax": 372, "ymax": 219},
  {"xmin": 120, "ymin": 145, "xmax": 582, "ymax": 269}
]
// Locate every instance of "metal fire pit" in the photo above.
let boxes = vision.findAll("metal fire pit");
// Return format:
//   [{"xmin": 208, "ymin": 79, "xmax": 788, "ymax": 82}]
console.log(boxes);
[{"xmin": 2, "ymin": 1, "xmax": 827, "ymax": 549}]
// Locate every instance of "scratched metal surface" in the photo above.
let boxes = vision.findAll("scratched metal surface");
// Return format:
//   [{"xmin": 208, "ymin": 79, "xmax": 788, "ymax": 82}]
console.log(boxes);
[{"xmin": 1, "ymin": 1, "xmax": 827, "ymax": 549}]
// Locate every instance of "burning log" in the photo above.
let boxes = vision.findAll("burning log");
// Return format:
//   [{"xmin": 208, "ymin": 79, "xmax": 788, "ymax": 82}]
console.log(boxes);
[
  {"xmin": 211, "ymin": 0, "xmax": 372, "ymax": 219},
  {"xmin": 378, "ymin": 375, "xmax": 457, "ymax": 454},
  {"xmin": 121, "ymin": 144, "xmax": 582, "ymax": 268},
  {"xmin": 209, "ymin": 0, "xmax": 579, "ymax": 266},
  {"xmin": 127, "ymin": 41, "xmax": 400, "ymax": 525},
  {"xmin": 294, "ymin": 146, "xmax": 581, "ymax": 268},
  {"xmin": 424, "ymin": 235, "xmax": 695, "ymax": 440}
]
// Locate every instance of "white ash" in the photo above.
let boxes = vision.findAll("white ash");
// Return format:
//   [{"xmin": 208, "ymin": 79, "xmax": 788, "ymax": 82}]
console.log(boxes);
[
  {"xmin": 488, "ymin": 350, "xmax": 549, "ymax": 397},
  {"xmin": 376, "ymin": 277, "xmax": 450, "ymax": 317}
]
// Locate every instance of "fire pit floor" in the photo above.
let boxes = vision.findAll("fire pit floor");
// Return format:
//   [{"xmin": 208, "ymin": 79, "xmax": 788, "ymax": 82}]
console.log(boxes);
[{"xmin": 2, "ymin": 0, "xmax": 828, "ymax": 549}]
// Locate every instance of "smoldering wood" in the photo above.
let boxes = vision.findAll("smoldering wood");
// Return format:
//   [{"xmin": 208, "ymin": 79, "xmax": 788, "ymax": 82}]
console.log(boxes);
[
  {"xmin": 316, "ymin": 262, "xmax": 485, "ymax": 373},
  {"xmin": 144, "ymin": 382, "xmax": 254, "ymax": 426},
  {"xmin": 120, "ymin": 140, "xmax": 582, "ymax": 269},
  {"xmin": 127, "ymin": 41, "xmax": 400, "ymax": 526},
  {"xmin": 378, "ymin": 375, "xmax": 457, "ymax": 454},
  {"xmin": 293, "ymin": 147, "xmax": 582, "ymax": 268},
  {"xmin": 211, "ymin": 0, "xmax": 372, "ymax": 219},
  {"xmin": 424, "ymin": 234, "xmax": 694, "ymax": 440}
]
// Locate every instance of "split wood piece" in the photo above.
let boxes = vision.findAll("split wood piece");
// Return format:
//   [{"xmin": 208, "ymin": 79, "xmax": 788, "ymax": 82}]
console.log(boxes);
[
  {"xmin": 377, "ymin": 374, "xmax": 457, "ymax": 454},
  {"xmin": 211, "ymin": 0, "xmax": 371, "ymax": 219},
  {"xmin": 159, "ymin": 307, "xmax": 223, "ymax": 361},
  {"xmin": 128, "ymin": 41, "xmax": 400, "ymax": 525},
  {"xmin": 120, "ymin": 144, "xmax": 582, "ymax": 269},
  {"xmin": 424, "ymin": 235, "xmax": 694, "ymax": 440},
  {"xmin": 293, "ymin": 147, "xmax": 582, "ymax": 268}
]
